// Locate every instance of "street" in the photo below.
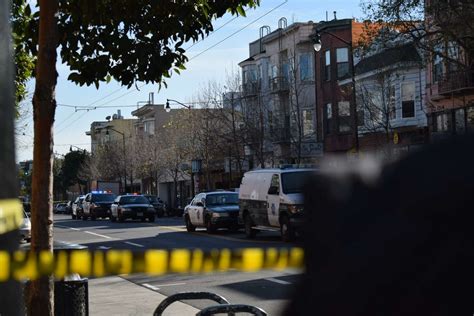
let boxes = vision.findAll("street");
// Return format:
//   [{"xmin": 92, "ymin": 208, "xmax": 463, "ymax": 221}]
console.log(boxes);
[{"xmin": 53, "ymin": 214, "xmax": 303, "ymax": 315}]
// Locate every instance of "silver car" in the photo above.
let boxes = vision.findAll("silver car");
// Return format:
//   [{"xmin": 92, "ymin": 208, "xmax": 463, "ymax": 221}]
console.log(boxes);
[{"xmin": 20, "ymin": 210, "xmax": 31, "ymax": 243}]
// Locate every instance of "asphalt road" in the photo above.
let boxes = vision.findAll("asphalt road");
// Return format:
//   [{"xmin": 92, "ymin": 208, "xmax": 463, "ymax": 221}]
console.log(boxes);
[{"xmin": 53, "ymin": 214, "xmax": 303, "ymax": 315}]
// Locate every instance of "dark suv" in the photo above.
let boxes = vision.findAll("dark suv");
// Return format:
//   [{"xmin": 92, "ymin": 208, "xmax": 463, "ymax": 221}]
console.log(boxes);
[
  {"xmin": 81, "ymin": 192, "xmax": 116, "ymax": 220},
  {"xmin": 143, "ymin": 195, "xmax": 166, "ymax": 217}
]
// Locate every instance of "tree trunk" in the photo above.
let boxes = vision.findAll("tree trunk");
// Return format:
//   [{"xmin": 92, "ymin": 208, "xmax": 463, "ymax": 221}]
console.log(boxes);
[
  {"xmin": 0, "ymin": 1, "xmax": 23, "ymax": 313},
  {"xmin": 28, "ymin": 0, "xmax": 59, "ymax": 314}
]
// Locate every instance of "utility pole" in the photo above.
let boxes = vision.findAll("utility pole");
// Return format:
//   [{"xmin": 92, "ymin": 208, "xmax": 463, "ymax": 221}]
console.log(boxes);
[{"xmin": 0, "ymin": 1, "xmax": 24, "ymax": 314}]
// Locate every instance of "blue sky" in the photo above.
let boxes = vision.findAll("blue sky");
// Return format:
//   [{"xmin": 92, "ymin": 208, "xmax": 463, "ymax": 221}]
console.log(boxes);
[{"xmin": 16, "ymin": 0, "xmax": 364, "ymax": 161}]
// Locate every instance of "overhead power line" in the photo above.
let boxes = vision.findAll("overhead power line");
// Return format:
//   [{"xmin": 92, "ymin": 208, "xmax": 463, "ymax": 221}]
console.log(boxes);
[
  {"xmin": 188, "ymin": 0, "xmax": 288, "ymax": 62},
  {"xmin": 54, "ymin": 1, "xmax": 288, "ymax": 132}
]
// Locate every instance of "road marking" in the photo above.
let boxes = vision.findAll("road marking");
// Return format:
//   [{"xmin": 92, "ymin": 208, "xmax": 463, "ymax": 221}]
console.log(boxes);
[
  {"xmin": 159, "ymin": 225, "xmax": 186, "ymax": 232},
  {"xmin": 142, "ymin": 283, "xmax": 160, "ymax": 291},
  {"xmin": 265, "ymin": 277, "xmax": 291, "ymax": 285},
  {"xmin": 155, "ymin": 282, "xmax": 186, "ymax": 287},
  {"xmin": 55, "ymin": 224, "xmax": 80, "ymax": 231},
  {"xmin": 124, "ymin": 241, "xmax": 144, "ymax": 248},
  {"xmin": 84, "ymin": 231, "xmax": 113, "ymax": 239}
]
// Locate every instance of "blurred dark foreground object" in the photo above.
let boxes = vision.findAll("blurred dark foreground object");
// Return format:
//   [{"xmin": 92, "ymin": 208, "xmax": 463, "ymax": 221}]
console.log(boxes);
[{"xmin": 285, "ymin": 135, "xmax": 474, "ymax": 316}]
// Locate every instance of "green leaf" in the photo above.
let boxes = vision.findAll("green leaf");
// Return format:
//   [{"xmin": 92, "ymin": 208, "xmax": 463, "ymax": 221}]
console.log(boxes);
[
  {"xmin": 236, "ymin": 5, "xmax": 246, "ymax": 17},
  {"xmin": 106, "ymin": 74, "xmax": 112, "ymax": 83}
]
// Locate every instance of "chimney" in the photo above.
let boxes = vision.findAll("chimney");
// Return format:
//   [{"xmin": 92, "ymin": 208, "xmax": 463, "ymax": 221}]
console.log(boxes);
[{"xmin": 117, "ymin": 109, "xmax": 122, "ymax": 119}]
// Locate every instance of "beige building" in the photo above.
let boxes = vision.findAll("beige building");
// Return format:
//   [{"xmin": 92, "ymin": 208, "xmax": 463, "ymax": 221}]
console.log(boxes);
[
  {"xmin": 86, "ymin": 110, "xmax": 138, "ymax": 192},
  {"xmin": 132, "ymin": 104, "xmax": 191, "ymax": 210},
  {"xmin": 239, "ymin": 19, "xmax": 322, "ymax": 166},
  {"xmin": 86, "ymin": 110, "xmax": 136, "ymax": 155}
]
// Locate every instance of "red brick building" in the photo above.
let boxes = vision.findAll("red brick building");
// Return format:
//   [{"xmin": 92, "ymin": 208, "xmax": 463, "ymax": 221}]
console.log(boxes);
[{"xmin": 314, "ymin": 18, "xmax": 364, "ymax": 154}]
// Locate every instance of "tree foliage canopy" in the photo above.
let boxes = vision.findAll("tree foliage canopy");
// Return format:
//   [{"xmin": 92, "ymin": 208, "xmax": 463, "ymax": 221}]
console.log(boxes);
[
  {"xmin": 363, "ymin": 0, "xmax": 474, "ymax": 67},
  {"xmin": 17, "ymin": 0, "xmax": 260, "ymax": 89},
  {"xmin": 11, "ymin": 0, "xmax": 35, "ymax": 111}
]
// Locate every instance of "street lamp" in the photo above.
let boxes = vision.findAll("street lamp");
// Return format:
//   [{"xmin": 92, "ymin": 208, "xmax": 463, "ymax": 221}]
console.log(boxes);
[
  {"xmin": 165, "ymin": 98, "xmax": 200, "ymax": 197},
  {"xmin": 165, "ymin": 99, "xmax": 191, "ymax": 113},
  {"xmin": 105, "ymin": 125, "xmax": 128, "ymax": 192},
  {"xmin": 312, "ymin": 29, "xmax": 359, "ymax": 153}
]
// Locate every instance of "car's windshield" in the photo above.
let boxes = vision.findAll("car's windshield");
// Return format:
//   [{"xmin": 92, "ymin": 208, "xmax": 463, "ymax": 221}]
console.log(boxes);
[
  {"xmin": 92, "ymin": 194, "xmax": 116, "ymax": 202},
  {"xmin": 206, "ymin": 193, "xmax": 238, "ymax": 206},
  {"xmin": 120, "ymin": 196, "xmax": 149, "ymax": 204},
  {"xmin": 281, "ymin": 171, "xmax": 314, "ymax": 194}
]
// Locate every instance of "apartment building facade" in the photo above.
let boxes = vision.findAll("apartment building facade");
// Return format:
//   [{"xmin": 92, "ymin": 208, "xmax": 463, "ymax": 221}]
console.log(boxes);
[
  {"xmin": 239, "ymin": 19, "xmax": 322, "ymax": 167},
  {"xmin": 425, "ymin": 0, "xmax": 474, "ymax": 141}
]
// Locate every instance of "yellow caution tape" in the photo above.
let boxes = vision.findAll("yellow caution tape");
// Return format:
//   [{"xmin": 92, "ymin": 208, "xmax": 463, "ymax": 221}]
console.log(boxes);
[
  {"xmin": 0, "ymin": 247, "xmax": 304, "ymax": 281},
  {"xmin": 0, "ymin": 199, "xmax": 23, "ymax": 235}
]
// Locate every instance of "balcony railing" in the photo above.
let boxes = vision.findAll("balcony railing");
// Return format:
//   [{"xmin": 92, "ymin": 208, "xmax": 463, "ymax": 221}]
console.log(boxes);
[
  {"xmin": 438, "ymin": 69, "xmax": 474, "ymax": 95},
  {"xmin": 270, "ymin": 76, "xmax": 289, "ymax": 93},
  {"xmin": 241, "ymin": 81, "xmax": 261, "ymax": 97}
]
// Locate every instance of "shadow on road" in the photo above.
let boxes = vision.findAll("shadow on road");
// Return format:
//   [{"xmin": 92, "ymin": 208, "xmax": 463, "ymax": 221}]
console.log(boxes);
[{"xmin": 218, "ymin": 274, "xmax": 302, "ymax": 300}]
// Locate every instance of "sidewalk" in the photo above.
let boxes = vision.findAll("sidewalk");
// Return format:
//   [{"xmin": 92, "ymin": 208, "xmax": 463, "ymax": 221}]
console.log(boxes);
[{"xmin": 89, "ymin": 276, "xmax": 200, "ymax": 315}]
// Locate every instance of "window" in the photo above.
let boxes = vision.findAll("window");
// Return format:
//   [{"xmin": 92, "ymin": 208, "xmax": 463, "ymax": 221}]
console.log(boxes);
[
  {"xmin": 282, "ymin": 62, "xmax": 290, "ymax": 82},
  {"xmin": 243, "ymin": 70, "xmax": 248, "ymax": 84},
  {"xmin": 325, "ymin": 103, "xmax": 333, "ymax": 134},
  {"xmin": 401, "ymin": 82, "xmax": 415, "ymax": 118},
  {"xmin": 144, "ymin": 120, "xmax": 155, "ymax": 135},
  {"xmin": 269, "ymin": 174, "xmax": 280, "ymax": 194},
  {"xmin": 436, "ymin": 113, "xmax": 449, "ymax": 132},
  {"xmin": 257, "ymin": 64, "xmax": 263, "ymax": 81},
  {"xmin": 249, "ymin": 67, "xmax": 257, "ymax": 82},
  {"xmin": 370, "ymin": 90, "xmax": 383, "ymax": 123},
  {"xmin": 338, "ymin": 101, "xmax": 351, "ymax": 133},
  {"xmin": 272, "ymin": 65, "xmax": 278, "ymax": 79},
  {"xmin": 299, "ymin": 53, "xmax": 314, "ymax": 81},
  {"xmin": 336, "ymin": 47, "xmax": 350, "ymax": 79},
  {"xmin": 467, "ymin": 107, "xmax": 474, "ymax": 131},
  {"xmin": 455, "ymin": 108, "xmax": 465, "ymax": 134},
  {"xmin": 447, "ymin": 41, "xmax": 460, "ymax": 73},
  {"xmin": 302, "ymin": 110, "xmax": 314, "ymax": 136},
  {"xmin": 388, "ymin": 87, "xmax": 396, "ymax": 120},
  {"xmin": 432, "ymin": 45, "xmax": 443, "ymax": 83},
  {"xmin": 324, "ymin": 50, "xmax": 331, "ymax": 81}
]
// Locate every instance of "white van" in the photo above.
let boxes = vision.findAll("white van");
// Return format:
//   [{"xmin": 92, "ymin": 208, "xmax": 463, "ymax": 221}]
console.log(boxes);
[{"xmin": 238, "ymin": 167, "xmax": 317, "ymax": 242}]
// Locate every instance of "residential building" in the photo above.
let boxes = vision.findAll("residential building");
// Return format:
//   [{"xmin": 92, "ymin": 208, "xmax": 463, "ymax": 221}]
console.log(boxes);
[
  {"xmin": 341, "ymin": 39, "xmax": 428, "ymax": 158},
  {"xmin": 425, "ymin": 0, "xmax": 474, "ymax": 141},
  {"xmin": 132, "ymin": 104, "xmax": 191, "ymax": 209},
  {"xmin": 85, "ymin": 110, "xmax": 137, "ymax": 192},
  {"xmin": 239, "ymin": 19, "xmax": 322, "ymax": 167},
  {"xmin": 86, "ymin": 110, "xmax": 135, "ymax": 155},
  {"xmin": 314, "ymin": 18, "xmax": 364, "ymax": 154}
]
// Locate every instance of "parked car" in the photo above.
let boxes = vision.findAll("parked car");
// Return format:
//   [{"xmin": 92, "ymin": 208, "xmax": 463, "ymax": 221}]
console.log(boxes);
[
  {"xmin": 54, "ymin": 202, "xmax": 68, "ymax": 214},
  {"xmin": 81, "ymin": 191, "xmax": 116, "ymax": 220},
  {"xmin": 71, "ymin": 195, "xmax": 85, "ymax": 219},
  {"xmin": 110, "ymin": 195, "xmax": 156, "ymax": 222},
  {"xmin": 238, "ymin": 167, "xmax": 317, "ymax": 242},
  {"xmin": 20, "ymin": 209, "xmax": 31, "ymax": 243},
  {"xmin": 143, "ymin": 195, "xmax": 166, "ymax": 217},
  {"xmin": 184, "ymin": 191, "xmax": 240, "ymax": 233}
]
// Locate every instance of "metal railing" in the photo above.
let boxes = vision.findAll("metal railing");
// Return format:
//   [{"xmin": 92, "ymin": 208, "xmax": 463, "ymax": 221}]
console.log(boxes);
[
  {"xmin": 438, "ymin": 69, "xmax": 474, "ymax": 95},
  {"xmin": 270, "ymin": 76, "xmax": 289, "ymax": 93}
]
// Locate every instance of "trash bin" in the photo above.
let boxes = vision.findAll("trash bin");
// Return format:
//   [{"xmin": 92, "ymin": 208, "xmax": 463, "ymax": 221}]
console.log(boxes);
[
  {"xmin": 55, "ymin": 274, "xmax": 89, "ymax": 316},
  {"xmin": 22, "ymin": 241, "xmax": 89, "ymax": 316}
]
